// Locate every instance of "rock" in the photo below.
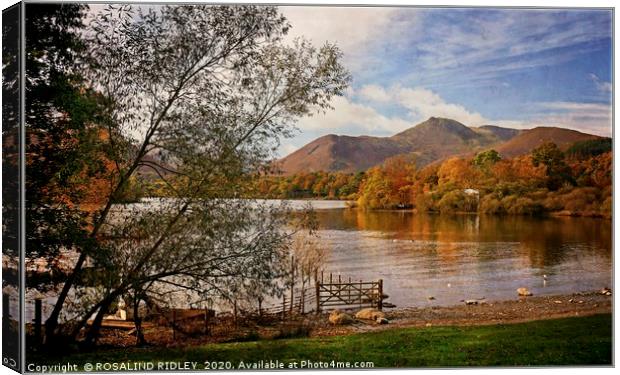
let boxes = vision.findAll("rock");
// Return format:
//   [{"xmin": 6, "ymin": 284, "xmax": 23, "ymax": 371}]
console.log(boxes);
[
  {"xmin": 600, "ymin": 287, "xmax": 612, "ymax": 296},
  {"xmin": 427, "ymin": 296, "xmax": 435, "ymax": 300},
  {"xmin": 376, "ymin": 317, "xmax": 389, "ymax": 324},
  {"xmin": 517, "ymin": 287, "xmax": 533, "ymax": 296},
  {"xmin": 328, "ymin": 310, "xmax": 354, "ymax": 325},
  {"xmin": 464, "ymin": 300, "xmax": 478, "ymax": 305},
  {"xmin": 554, "ymin": 300, "xmax": 562, "ymax": 304},
  {"xmin": 355, "ymin": 308, "xmax": 386, "ymax": 321},
  {"xmin": 383, "ymin": 302, "xmax": 397, "ymax": 308}
]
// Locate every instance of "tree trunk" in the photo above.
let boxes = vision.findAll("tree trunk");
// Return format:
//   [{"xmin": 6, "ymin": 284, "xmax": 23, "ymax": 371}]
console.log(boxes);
[
  {"xmin": 133, "ymin": 295, "xmax": 147, "ymax": 346},
  {"xmin": 44, "ymin": 252, "xmax": 87, "ymax": 344},
  {"xmin": 82, "ymin": 298, "xmax": 113, "ymax": 349}
]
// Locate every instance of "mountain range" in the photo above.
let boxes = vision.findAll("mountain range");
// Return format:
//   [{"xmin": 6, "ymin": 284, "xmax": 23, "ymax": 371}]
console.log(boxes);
[{"xmin": 276, "ymin": 117, "xmax": 603, "ymax": 174}]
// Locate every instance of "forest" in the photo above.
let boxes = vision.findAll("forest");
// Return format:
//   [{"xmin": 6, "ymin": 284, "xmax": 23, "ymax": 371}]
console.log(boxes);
[{"xmin": 245, "ymin": 139, "xmax": 611, "ymax": 218}]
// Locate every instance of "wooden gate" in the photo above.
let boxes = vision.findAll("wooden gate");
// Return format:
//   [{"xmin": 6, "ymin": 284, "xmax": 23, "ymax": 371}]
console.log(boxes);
[{"xmin": 315, "ymin": 278, "xmax": 383, "ymax": 312}]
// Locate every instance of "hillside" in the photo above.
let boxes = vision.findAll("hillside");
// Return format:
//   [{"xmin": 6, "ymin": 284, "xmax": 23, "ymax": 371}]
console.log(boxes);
[
  {"xmin": 473, "ymin": 125, "xmax": 521, "ymax": 141},
  {"xmin": 276, "ymin": 118, "xmax": 606, "ymax": 175},
  {"xmin": 274, "ymin": 134, "xmax": 410, "ymax": 174},
  {"xmin": 495, "ymin": 127, "xmax": 602, "ymax": 158},
  {"xmin": 277, "ymin": 117, "xmax": 516, "ymax": 174}
]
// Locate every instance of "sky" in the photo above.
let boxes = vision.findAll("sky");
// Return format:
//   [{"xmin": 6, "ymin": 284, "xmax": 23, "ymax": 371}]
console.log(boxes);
[{"xmin": 277, "ymin": 6, "xmax": 613, "ymax": 156}]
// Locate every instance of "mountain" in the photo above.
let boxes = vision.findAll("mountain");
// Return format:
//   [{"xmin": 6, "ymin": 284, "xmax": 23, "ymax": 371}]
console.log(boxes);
[
  {"xmin": 277, "ymin": 117, "xmax": 516, "ymax": 174},
  {"xmin": 473, "ymin": 125, "xmax": 521, "ymax": 141},
  {"xmin": 495, "ymin": 127, "xmax": 602, "ymax": 158},
  {"xmin": 276, "ymin": 117, "xmax": 604, "ymax": 174},
  {"xmin": 276, "ymin": 134, "xmax": 410, "ymax": 174}
]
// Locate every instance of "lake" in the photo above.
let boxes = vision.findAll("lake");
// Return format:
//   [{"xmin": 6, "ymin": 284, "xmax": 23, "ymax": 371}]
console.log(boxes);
[
  {"xmin": 24, "ymin": 198, "xmax": 608, "ymax": 320},
  {"xmin": 302, "ymin": 201, "xmax": 611, "ymax": 308}
]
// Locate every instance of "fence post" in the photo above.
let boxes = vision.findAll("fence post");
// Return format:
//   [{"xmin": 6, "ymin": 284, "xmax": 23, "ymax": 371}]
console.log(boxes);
[
  {"xmin": 348, "ymin": 277, "xmax": 351, "ymax": 303},
  {"xmin": 378, "ymin": 279, "xmax": 383, "ymax": 311},
  {"xmin": 359, "ymin": 280, "xmax": 363, "ymax": 309},
  {"xmin": 281, "ymin": 295, "xmax": 286, "ymax": 320},
  {"xmin": 290, "ymin": 256, "xmax": 295, "ymax": 315},
  {"xmin": 233, "ymin": 301, "xmax": 238, "ymax": 327},
  {"xmin": 315, "ymin": 281, "xmax": 320, "ymax": 314},
  {"xmin": 172, "ymin": 309, "xmax": 177, "ymax": 341},
  {"xmin": 204, "ymin": 308, "xmax": 210, "ymax": 336},
  {"xmin": 34, "ymin": 298, "xmax": 42, "ymax": 347}
]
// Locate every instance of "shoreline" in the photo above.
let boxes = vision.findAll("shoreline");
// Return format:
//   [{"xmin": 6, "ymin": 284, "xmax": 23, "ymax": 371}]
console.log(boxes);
[
  {"xmin": 84, "ymin": 290, "xmax": 612, "ymax": 350},
  {"xmin": 310, "ymin": 290, "xmax": 612, "ymax": 337},
  {"xmin": 134, "ymin": 197, "xmax": 612, "ymax": 219}
]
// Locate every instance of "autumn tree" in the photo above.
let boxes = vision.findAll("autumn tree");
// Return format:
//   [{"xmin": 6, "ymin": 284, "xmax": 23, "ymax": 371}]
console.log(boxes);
[
  {"xmin": 358, "ymin": 155, "xmax": 416, "ymax": 209},
  {"xmin": 437, "ymin": 157, "xmax": 481, "ymax": 188},
  {"xmin": 531, "ymin": 142, "xmax": 573, "ymax": 190},
  {"xmin": 473, "ymin": 149, "xmax": 501, "ymax": 169},
  {"xmin": 21, "ymin": 3, "xmax": 117, "ymax": 299},
  {"xmin": 44, "ymin": 4, "xmax": 349, "ymax": 346}
]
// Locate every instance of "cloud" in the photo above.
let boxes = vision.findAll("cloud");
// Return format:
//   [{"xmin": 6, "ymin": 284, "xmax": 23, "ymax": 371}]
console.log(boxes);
[
  {"xmin": 589, "ymin": 73, "xmax": 612, "ymax": 93},
  {"xmin": 532, "ymin": 101, "xmax": 612, "ymax": 136},
  {"xmin": 402, "ymin": 9, "xmax": 612, "ymax": 85},
  {"xmin": 358, "ymin": 84, "xmax": 488, "ymax": 126},
  {"xmin": 279, "ymin": 7, "xmax": 401, "ymax": 53},
  {"xmin": 295, "ymin": 95, "xmax": 411, "ymax": 135},
  {"xmin": 279, "ymin": 7, "xmax": 420, "ymax": 75},
  {"xmin": 358, "ymin": 85, "xmax": 391, "ymax": 102},
  {"xmin": 357, "ymin": 84, "xmax": 612, "ymax": 137},
  {"xmin": 492, "ymin": 101, "xmax": 612, "ymax": 137}
]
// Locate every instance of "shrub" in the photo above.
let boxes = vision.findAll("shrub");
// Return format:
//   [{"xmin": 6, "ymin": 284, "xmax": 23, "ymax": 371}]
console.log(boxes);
[
  {"xmin": 438, "ymin": 190, "xmax": 478, "ymax": 213},
  {"xmin": 479, "ymin": 195, "xmax": 504, "ymax": 214},
  {"xmin": 415, "ymin": 193, "xmax": 435, "ymax": 212},
  {"xmin": 511, "ymin": 197, "xmax": 543, "ymax": 215}
]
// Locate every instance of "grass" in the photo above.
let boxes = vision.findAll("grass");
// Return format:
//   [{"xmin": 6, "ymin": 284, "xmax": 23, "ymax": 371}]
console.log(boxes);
[{"xmin": 30, "ymin": 314, "xmax": 612, "ymax": 369}]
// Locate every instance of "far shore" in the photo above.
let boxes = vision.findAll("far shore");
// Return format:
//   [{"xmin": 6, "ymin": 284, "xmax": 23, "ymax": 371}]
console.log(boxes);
[{"xmin": 132, "ymin": 196, "xmax": 612, "ymax": 219}]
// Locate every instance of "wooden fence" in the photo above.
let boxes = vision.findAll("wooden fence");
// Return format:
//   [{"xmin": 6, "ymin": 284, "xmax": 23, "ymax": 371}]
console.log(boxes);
[
  {"xmin": 262, "ymin": 273, "xmax": 385, "ymax": 316},
  {"xmin": 315, "ymin": 277, "xmax": 383, "ymax": 312}
]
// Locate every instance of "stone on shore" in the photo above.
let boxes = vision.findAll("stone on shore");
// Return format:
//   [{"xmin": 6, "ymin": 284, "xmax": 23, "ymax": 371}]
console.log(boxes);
[
  {"xmin": 517, "ymin": 287, "xmax": 533, "ymax": 296},
  {"xmin": 355, "ymin": 308, "xmax": 386, "ymax": 320},
  {"xmin": 329, "ymin": 310, "xmax": 354, "ymax": 325}
]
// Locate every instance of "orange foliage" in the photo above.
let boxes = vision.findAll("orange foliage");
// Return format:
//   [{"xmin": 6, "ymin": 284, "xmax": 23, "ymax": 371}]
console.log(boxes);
[{"xmin": 491, "ymin": 155, "xmax": 546, "ymax": 186}]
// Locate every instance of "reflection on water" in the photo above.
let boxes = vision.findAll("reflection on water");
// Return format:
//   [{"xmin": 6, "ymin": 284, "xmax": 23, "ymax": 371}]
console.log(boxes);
[{"xmin": 313, "ymin": 209, "xmax": 611, "ymax": 308}]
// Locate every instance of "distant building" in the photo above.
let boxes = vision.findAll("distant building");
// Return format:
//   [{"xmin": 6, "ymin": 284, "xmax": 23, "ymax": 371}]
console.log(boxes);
[{"xmin": 463, "ymin": 188, "xmax": 479, "ymax": 196}]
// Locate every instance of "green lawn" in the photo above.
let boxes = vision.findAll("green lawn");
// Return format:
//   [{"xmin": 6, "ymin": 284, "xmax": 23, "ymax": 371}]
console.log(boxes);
[{"xmin": 30, "ymin": 314, "xmax": 612, "ymax": 370}]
